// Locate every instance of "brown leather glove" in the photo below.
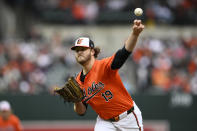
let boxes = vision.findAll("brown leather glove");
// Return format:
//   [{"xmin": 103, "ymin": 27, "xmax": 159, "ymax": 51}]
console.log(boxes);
[{"xmin": 54, "ymin": 77, "xmax": 84, "ymax": 103}]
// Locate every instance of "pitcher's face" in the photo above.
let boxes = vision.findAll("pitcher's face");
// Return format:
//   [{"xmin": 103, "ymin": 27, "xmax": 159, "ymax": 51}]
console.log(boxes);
[{"xmin": 75, "ymin": 47, "xmax": 92, "ymax": 65}]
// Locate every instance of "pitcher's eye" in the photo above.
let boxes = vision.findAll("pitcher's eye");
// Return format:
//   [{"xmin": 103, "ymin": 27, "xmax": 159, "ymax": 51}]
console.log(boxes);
[{"xmin": 75, "ymin": 47, "xmax": 89, "ymax": 52}]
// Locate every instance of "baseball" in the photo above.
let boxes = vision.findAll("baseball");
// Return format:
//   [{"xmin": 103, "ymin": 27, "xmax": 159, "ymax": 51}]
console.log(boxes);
[{"xmin": 134, "ymin": 8, "xmax": 143, "ymax": 16}]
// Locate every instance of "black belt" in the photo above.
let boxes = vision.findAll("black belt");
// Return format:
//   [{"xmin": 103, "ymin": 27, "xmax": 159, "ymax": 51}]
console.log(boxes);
[{"xmin": 108, "ymin": 107, "xmax": 134, "ymax": 122}]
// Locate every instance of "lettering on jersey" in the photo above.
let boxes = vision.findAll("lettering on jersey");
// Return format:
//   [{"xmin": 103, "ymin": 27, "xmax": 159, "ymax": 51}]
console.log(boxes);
[{"xmin": 83, "ymin": 82, "xmax": 104, "ymax": 103}]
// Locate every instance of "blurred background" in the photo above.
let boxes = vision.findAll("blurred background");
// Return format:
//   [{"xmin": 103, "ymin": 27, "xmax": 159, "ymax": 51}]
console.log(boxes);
[{"xmin": 0, "ymin": 0, "xmax": 196, "ymax": 131}]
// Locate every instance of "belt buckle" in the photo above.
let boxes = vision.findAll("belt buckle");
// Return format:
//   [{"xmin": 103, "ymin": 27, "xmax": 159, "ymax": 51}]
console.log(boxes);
[{"xmin": 114, "ymin": 116, "xmax": 119, "ymax": 122}]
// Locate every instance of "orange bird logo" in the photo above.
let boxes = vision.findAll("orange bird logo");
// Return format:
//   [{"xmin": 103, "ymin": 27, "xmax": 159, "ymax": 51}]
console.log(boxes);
[{"xmin": 77, "ymin": 39, "xmax": 83, "ymax": 44}]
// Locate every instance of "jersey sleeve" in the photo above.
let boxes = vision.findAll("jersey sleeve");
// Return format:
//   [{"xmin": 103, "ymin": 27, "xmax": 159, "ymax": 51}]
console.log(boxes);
[
  {"xmin": 102, "ymin": 46, "xmax": 132, "ymax": 73},
  {"xmin": 101, "ymin": 54, "xmax": 118, "ymax": 73}
]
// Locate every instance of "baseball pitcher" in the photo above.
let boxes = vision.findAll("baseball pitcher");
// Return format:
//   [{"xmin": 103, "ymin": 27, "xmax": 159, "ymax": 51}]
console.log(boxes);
[{"xmin": 55, "ymin": 19, "xmax": 144, "ymax": 131}]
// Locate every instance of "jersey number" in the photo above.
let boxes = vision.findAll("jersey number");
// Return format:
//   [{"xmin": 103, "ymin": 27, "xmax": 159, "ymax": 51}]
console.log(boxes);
[{"xmin": 101, "ymin": 90, "xmax": 113, "ymax": 102}]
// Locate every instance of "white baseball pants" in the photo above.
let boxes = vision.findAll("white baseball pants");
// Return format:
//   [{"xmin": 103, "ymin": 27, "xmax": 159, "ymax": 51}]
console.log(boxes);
[{"xmin": 94, "ymin": 102, "xmax": 143, "ymax": 131}]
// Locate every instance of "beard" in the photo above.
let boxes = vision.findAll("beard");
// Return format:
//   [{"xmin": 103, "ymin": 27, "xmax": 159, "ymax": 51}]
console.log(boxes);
[{"xmin": 75, "ymin": 52, "xmax": 92, "ymax": 65}]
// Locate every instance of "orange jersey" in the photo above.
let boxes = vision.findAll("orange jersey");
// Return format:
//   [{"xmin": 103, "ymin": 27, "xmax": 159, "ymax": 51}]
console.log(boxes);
[
  {"xmin": 76, "ymin": 54, "xmax": 134, "ymax": 120},
  {"xmin": 0, "ymin": 114, "xmax": 22, "ymax": 131}
]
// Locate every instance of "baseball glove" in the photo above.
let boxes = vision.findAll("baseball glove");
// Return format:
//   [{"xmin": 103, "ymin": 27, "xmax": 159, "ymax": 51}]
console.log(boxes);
[{"xmin": 54, "ymin": 77, "xmax": 84, "ymax": 103}]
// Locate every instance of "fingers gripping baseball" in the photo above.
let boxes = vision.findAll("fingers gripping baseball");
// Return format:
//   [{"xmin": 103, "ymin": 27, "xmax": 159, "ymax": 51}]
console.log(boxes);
[{"xmin": 132, "ymin": 20, "xmax": 145, "ymax": 36}]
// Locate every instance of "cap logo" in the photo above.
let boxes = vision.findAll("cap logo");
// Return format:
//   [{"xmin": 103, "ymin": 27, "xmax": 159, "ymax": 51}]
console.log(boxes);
[{"xmin": 77, "ymin": 39, "xmax": 83, "ymax": 45}]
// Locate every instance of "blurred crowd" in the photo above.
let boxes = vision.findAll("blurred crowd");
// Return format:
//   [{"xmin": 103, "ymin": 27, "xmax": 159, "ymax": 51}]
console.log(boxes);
[
  {"xmin": 2, "ymin": 0, "xmax": 197, "ymax": 25},
  {"xmin": 132, "ymin": 36, "xmax": 197, "ymax": 94},
  {"xmin": 0, "ymin": 33, "xmax": 78, "ymax": 95},
  {"xmin": 0, "ymin": 31, "xmax": 197, "ymax": 95}
]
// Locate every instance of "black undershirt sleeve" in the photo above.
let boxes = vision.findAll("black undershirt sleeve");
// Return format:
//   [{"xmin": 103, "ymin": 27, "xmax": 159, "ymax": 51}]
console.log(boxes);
[{"xmin": 111, "ymin": 46, "xmax": 132, "ymax": 70}]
